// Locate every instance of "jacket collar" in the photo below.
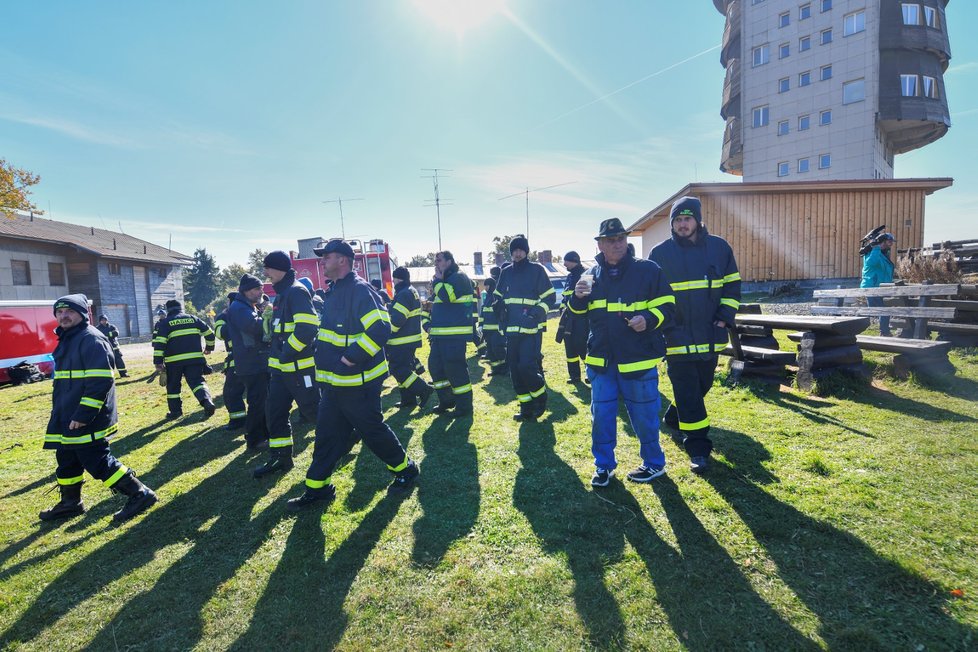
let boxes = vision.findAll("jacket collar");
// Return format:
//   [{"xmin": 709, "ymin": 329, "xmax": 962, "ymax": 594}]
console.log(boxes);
[{"xmin": 273, "ymin": 269, "xmax": 297, "ymax": 294}]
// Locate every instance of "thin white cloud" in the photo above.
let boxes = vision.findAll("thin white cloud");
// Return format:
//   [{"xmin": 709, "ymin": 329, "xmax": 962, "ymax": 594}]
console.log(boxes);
[
  {"xmin": 0, "ymin": 112, "xmax": 138, "ymax": 147},
  {"xmin": 945, "ymin": 61, "xmax": 978, "ymax": 75}
]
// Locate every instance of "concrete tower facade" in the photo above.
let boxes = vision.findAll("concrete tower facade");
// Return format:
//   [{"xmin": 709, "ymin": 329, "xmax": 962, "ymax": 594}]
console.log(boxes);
[{"xmin": 716, "ymin": 0, "xmax": 951, "ymax": 181}]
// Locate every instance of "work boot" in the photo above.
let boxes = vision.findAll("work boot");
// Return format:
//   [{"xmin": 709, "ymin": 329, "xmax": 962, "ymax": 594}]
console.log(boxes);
[
  {"xmin": 253, "ymin": 455, "xmax": 294, "ymax": 479},
  {"xmin": 389, "ymin": 460, "xmax": 419, "ymax": 494},
  {"xmin": 286, "ymin": 485, "xmax": 336, "ymax": 512},
  {"xmin": 690, "ymin": 456, "xmax": 710, "ymax": 475},
  {"xmin": 39, "ymin": 483, "xmax": 86, "ymax": 521},
  {"xmin": 225, "ymin": 418, "xmax": 245, "ymax": 431},
  {"xmin": 246, "ymin": 438, "xmax": 270, "ymax": 452},
  {"xmin": 164, "ymin": 410, "xmax": 183, "ymax": 420},
  {"xmin": 394, "ymin": 389, "xmax": 417, "ymax": 410},
  {"xmin": 119, "ymin": 370, "xmax": 129, "ymax": 378},
  {"xmin": 453, "ymin": 393, "xmax": 473, "ymax": 417},
  {"xmin": 415, "ymin": 384, "xmax": 434, "ymax": 410},
  {"xmin": 202, "ymin": 401, "xmax": 216, "ymax": 418},
  {"xmin": 513, "ymin": 405, "xmax": 537, "ymax": 422},
  {"xmin": 111, "ymin": 471, "xmax": 158, "ymax": 522}
]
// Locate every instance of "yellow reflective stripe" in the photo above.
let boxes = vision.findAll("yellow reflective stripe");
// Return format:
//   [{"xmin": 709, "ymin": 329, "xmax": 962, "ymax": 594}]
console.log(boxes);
[
  {"xmin": 287, "ymin": 333, "xmax": 306, "ymax": 352},
  {"xmin": 680, "ymin": 417, "xmax": 710, "ymax": 431},
  {"xmin": 166, "ymin": 393, "xmax": 181, "ymax": 399},
  {"xmin": 228, "ymin": 410, "xmax": 247, "ymax": 419},
  {"xmin": 723, "ymin": 272, "xmax": 742, "ymax": 283},
  {"xmin": 315, "ymin": 360, "xmax": 388, "ymax": 386},
  {"xmin": 58, "ymin": 423, "xmax": 119, "ymax": 445},
  {"xmin": 504, "ymin": 325, "xmax": 542, "ymax": 334},
  {"xmin": 79, "ymin": 397, "xmax": 104, "ymax": 409},
  {"xmin": 269, "ymin": 437, "xmax": 293, "ymax": 448},
  {"xmin": 268, "ymin": 356, "xmax": 315, "ymax": 371},
  {"xmin": 720, "ymin": 298, "xmax": 741, "ymax": 310},
  {"xmin": 318, "ymin": 329, "xmax": 346, "ymax": 345},
  {"xmin": 482, "ymin": 324, "xmax": 500, "ymax": 331},
  {"xmin": 667, "ymin": 343, "xmax": 724, "ymax": 355},
  {"xmin": 617, "ymin": 358, "xmax": 662, "ymax": 373},
  {"xmin": 451, "ymin": 384, "xmax": 472, "ymax": 395},
  {"xmin": 650, "ymin": 308, "xmax": 665, "ymax": 329},
  {"xmin": 504, "ymin": 297, "xmax": 539, "ymax": 306},
  {"xmin": 44, "ymin": 434, "xmax": 61, "ymax": 444},
  {"xmin": 392, "ymin": 302, "xmax": 411, "ymax": 317},
  {"xmin": 438, "ymin": 281, "xmax": 457, "ymax": 303},
  {"xmin": 306, "ymin": 477, "xmax": 332, "ymax": 489},
  {"xmin": 588, "ymin": 299, "xmax": 607, "ymax": 311},
  {"xmin": 103, "ymin": 465, "xmax": 129, "ymax": 487},
  {"xmin": 357, "ymin": 333, "xmax": 381, "ymax": 356},
  {"xmin": 648, "ymin": 295, "xmax": 675, "ymax": 308},
  {"xmin": 585, "ymin": 355, "xmax": 606, "ymax": 367},
  {"xmin": 361, "ymin": 309, "xmax": 390, "ymax": 329},
  {"xmin": 567, "ymin": 303, "xmax": 587, "ymax": 315},
  {"xmin": 54, "ymin": 369, "xmax": 114, "ymax": 379},
  {"xmin": 57, "ymin": 474, "xmax": 84, "ymax": 486},
  {"xmin": 388, "ymin": 333, "xmax": 423, "ymax": 345},
  {"xmin": 566, "ymin": 356, "xmax": 581, "ymax": 363},
  {"xmin": 168, "ymin": 327, "xmax": 205, "ymax": 339},
  {"xmin": 430, "ymin": 326, "xmax": 472, "ymax": 336},
  {"xmin": 292, "ymin": 312, "xmax": 319, "ymax": 325},
  {"xmin": 516, "ymin": 393, "xmax": 532, "ymax": 403},
  {"xmin": 671, "ymin": 278, "xmax": 729, "ymax": 291},
  {"xmin": 399, "ymin": 372, "xmax": 419, "ymax": 389},
  {"xmin": 432, "ymin": 380, "xmax": 451, "ymax": 389},
  {"xmin": 528, "ymin": 385, "xmax": 547, "ymax": 398},
  {"xmin": 539, "ymin": 287, "xmax": 555, "ymax": 300},
  {"xmin": 152, "ymin": 336, "xmax": 167, "ymax": 344},
  {"xmin": 164, "ymin": 352, "xmax": 205, "ymax": 363},
  {"xmin": 387, "ymin": 456, "xmax": 409, "ymax": 473}
]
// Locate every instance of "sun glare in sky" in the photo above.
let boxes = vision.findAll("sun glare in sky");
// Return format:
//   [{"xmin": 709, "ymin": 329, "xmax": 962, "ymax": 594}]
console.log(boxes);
[{"xmin": 412, "ymin": 0, "xmax": 506, "ymax": 37}]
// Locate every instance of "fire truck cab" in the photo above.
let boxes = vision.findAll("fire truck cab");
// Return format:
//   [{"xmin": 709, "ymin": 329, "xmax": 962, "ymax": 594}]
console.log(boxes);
[{"xmin": 264, "ymin": 238, "xmax": 396, "ymax": 299}]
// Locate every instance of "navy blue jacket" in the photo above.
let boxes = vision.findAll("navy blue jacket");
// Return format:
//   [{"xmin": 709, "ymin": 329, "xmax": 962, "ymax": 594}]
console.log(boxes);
[
  {"xmin": 314, "ymin": 271, "xmax": 391, "ymax": 387},
  {"xmin": 388, "ymin": 280, "xmax": 423, "ymax": 348},
  {"xmin": 45, "ymin": 323, "xmax": 118, "ymax": 449},
  {"xmin": 494, "ymin": 259, "xmax": 556, "ymax": 335},
  {"xmin": 568, "ymin": 253, "xmax": 675, "ymax": 379},
  {"xmin": 648, "ymin": 226, "xmax": 741, "ymax": 360},
  {"xmin": 226, "ymin": 295, "xmax": 270, "ymax": 376},
  {"xmin": 153, "ymin": 309, "xmax": 215, "ymax": 367},
  {"xmin": 429, "ymin": 264, "xmax": 476, "ymax": 340},
  {"xmin": 269, "ymin": 269, "xmax": 318, "ymax": 374}
]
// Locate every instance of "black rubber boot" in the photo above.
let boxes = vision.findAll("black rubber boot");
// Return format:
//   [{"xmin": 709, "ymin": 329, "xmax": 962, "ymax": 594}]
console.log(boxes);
[
  {"xmin": 39, "ymin": 483, "xmax": 86, "ymax": 521},
  {"xmin": 286, "ymin": 485, "xmax": 336, "ymax": 512},
  {"xmin": 253, "ymin": 454, "xmax": 294, "ymax": 479},
  {"xmin": 202, "ymin": 401, "xmax": 216, "ymax": 417},
  {"xmin": 453, "ymin": 392, "xmax": 473, "ymax": 417},
  {"xmin": 389, "ymin": 460, "xmax": 420, "ymax": 494},
  {"xmin": 415, "ymin": 383, "xmax": 434, "ymax": 410},
  {"xmin": 394, "ymin": 389, "xmax": 417, "ymax": 409},
  {"xmin": 112, "ymin": 471, "xmax": 158, "ymax": 523}
]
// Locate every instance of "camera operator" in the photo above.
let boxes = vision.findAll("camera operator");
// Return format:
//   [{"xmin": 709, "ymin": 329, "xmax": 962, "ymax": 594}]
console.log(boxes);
[{"xmin": 860, "ymin": 233, "xmax": 896, "ymax": 337}]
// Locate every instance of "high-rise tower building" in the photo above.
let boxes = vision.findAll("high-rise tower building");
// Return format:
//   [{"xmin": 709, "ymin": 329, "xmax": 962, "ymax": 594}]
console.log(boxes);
[{"xmin": 715, "ymin": 0, "xmax": 951, "ymax": 181}]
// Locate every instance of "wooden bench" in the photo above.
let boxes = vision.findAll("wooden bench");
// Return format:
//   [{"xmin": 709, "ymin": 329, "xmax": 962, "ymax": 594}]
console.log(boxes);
[
  {"xmin": 732, "ymin": 314, "xmax": 870, "ymax": 388},
  {"xmin": 812, "ymin": 284, "xmax": 959, "ymax": 339},
  {"xmin": 785, "ymin": 332, "xmax": 955, "ymax": 376}
]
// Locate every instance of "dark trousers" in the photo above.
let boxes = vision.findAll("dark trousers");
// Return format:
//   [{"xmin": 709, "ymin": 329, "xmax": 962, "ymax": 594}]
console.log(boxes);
[
  {"xmin": 55, "ymin": 443, "xmax": 126, "ymax": 488},
  {"xmin": 265, "ymin": 371, "xmax": 319, "ymax": 456},
  {"xmin": 237, "ymin": 371, "xmax": 270, "ymax": 445},
  {"xmin": 304, "ymin": 382, "xmax": 409, "ymax": 490},
  {"xmin": 506, "ymin": 333, "xmax": 547, "ymax": 413},
  {"xmin": 484, "ymin": 329, "xmax": 508, "ymax": 373},
  {"xmin": 388, "ymin": 344, "xmax": 431, "ymax": 400},
  {"xmin": 223, "ymin": 367, "xmax": 247, "ymax": 423},
  {"xmin": 563, "ymin": 326, "xmax": 588, "ymax": 381},
  {"xmin": 165, "ymin": 363, "xmax": 211, "ymax": 414},
  {"xmin": 665, "ymin": 356, "xmax": 719, "ymax": 458},
  {"xmin": 110, "ymin": 346, "xmax": 126, "ymax": 373},
  {"xmin": 428, "ymin": 338, "xmax": 472, "ymax": 411}
]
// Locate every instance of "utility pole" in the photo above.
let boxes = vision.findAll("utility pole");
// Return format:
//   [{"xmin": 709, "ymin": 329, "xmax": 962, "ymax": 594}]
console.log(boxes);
[
  {"xmin": 498, "ymin": 181, "xmax": 576, "ymax": 239},
  {"xmin": 422, "ymin": 168, "xmax": 453, "ymax": 251},
  {"xmin": 322, "ymin": 197, "xmax": 365, "ymax": 240}
]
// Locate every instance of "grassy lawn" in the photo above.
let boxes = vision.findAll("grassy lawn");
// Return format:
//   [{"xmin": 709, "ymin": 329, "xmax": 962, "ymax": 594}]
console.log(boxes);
[{"xmin": 1, "ymin": 320, "xmax": 976, "ymax": 650}]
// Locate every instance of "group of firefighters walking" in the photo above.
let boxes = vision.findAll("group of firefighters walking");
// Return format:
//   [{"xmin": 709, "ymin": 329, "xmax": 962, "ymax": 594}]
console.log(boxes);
[{"xmin": 37, "ymin": 194, "xmax": 741, "ymax": 521}]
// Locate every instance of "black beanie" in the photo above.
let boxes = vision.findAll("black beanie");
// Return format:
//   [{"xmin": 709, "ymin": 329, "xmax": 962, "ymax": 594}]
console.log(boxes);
[
  {"xmin": 239, "ymin": 273, "xmax": 262, "ymax": 292},
  {"xmin": 263, "ymin": 250, "xmax": 292, "ymax": 272},
  {"xmin": 510, "ymin": 235, "xmax": 529, "ymax": 254},
  {"xmin": 564, "ymin": 251, "xmax": 581, "ymax": 264},
  {"xmin": 392, "ymin": 266, "xmax": 410, "ymax": 281},
  {"xmin": 490, "ymin": 266, "xmax": 501, "ymax": 279},
  {"xmin": 670, "ymin": 196, "xmax": 702, "ymax": 224},
  {"xmin": 165, "ymin": 299, "xmax": 182, "ymax": 312},
  {"xmin": 53, "ymin": 294, "xmax": 89, "ymax": 321}
]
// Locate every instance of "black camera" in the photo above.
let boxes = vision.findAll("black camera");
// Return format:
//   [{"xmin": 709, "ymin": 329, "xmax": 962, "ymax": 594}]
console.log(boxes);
[{"xmin": 858, "ymin": 224, "xmax": 887, "ymax": 257}]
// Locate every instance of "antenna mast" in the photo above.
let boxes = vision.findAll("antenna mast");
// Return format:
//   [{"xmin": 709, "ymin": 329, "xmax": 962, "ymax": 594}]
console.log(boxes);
[
  {"xmin": 322, "ymin": 197, "xmax": 365, "ymax": 240},
  {"xmin": 498, "ymin": 181, "xmax": 576, "ymax": 238},
  {"xmin": 422, "ymin": 168, "xmax": 453, "ymax": 251}
]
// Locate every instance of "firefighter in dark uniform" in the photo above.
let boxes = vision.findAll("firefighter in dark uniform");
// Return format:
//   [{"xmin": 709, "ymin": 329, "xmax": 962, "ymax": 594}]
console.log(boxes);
[
  {"xmin": 648, "ymin": 196, "xmax": 741, "ymax": 475},
  {"xmin": 480, "ymin": 266, "xmax": 507, "ymax": 376},
  {"xmin": 253, "ymin": 250, "xmax": 320, "ymax": 478},
  {"xmin": 40, "ymin": 294, "xmax": 157, "ymax": 522},
  {"xmin": 214, "ymin": 293, "xmax": 247, "ymax": 431},
  {"xmin": 428, "ymin": 250, "xmax": 477, "ymax": 416},
  {"xmin": 95, "ymin": 314, "xmax": 128, "ymax": 377},
  {"xmin": 387, "ymin": 266, "xmax": 434, "ymax": 410},
  {"xmin": 557, "ymin": 251, "xmax": 589, "ymax": 384},
  {"xmin": 286, "ymin": 239, "xmax": 418, "ymax": 510},
  {"xmin": 153, "ymin": 299, "xmax": 216, "ymax": 419},
  {"xmin": 494, "ymin": 235, "xmax": 557, "ymax": 422},
  {"xmin": 226, "ymin": 274, "xmax": 271, "ymax": 450},
  {"xmin": 568, "ymin": 219, "xmax": 676, "ymax": 486}
]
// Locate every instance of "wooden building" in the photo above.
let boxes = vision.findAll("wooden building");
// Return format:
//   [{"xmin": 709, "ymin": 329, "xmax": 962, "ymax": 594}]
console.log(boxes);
[
  {"xmin": 0, "ymin": 211, "xmax": 192, "ymax": 339},
  {"xmin": 628, "ymin": 178, "xmax": 952, "ymax": 284}
]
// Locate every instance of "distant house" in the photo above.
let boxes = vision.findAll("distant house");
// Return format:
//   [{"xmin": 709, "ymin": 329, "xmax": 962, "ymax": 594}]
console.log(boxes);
[{"xmin": 0, "ymin": 211, "xmax": 192, "ymax": 339}]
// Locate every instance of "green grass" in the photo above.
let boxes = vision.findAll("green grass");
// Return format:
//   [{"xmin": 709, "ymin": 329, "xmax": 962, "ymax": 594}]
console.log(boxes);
[{"xmin": 1, "ymin": 322, "xmax": 976, "ymax": 650}]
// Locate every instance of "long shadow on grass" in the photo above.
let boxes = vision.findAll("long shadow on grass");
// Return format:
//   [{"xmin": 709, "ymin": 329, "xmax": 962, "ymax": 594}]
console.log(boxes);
[
  {"xmin": 231, "ymin": 491, "xmax": 411, "ymax": 650},
  {"xmin": 512, "ymin": 424, "xmax": 814, "ymax": 649},
  {"xmin": 707, "ymin": 429, "xmax": 978, "ymax": 649},
  {"xmin": 0, "ymin": 438, "xmax": 290, "ymax": 649},
  {"xmin": 344, "ymin": 412, "xmax": 418, "ymax": 513},
  {"xmin": 757, "ymin": 390, "xmax": 877, "ymax": 438},
  {"xmin": 412, "ymin": 416, "xmax": 479, "ymax": 567}
]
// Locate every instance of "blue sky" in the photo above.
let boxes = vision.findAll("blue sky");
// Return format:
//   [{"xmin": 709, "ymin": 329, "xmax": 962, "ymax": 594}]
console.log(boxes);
[{"xmin": 3, "ymin": 1, "xmax": 976, "ymax": 268}]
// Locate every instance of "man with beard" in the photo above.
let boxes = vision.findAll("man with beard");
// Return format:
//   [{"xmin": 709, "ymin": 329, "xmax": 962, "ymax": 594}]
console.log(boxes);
[{"xmin": 648, "ymin": 196, "xmax": 741, "ymax": 475}]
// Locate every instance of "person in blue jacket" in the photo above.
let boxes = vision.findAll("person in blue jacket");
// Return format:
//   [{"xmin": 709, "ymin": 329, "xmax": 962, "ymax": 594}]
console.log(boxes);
[
  {"xmin": 860, "ymin": 233, "xmax": 896, "ymax": 336},
  {"xmin": 226, "ymin": 274, "xmax": 272, "ymax": 449},
  {"xmin": 568, "ymin": 219, "xmax": 675, "ymax": 487},
  {"xmin": 40, "ymin": 294, "xmax": 157, "ymax": 522},
  {"xmin": 649, "ymin": 196, "xmax": 741, "ymax": 475}
]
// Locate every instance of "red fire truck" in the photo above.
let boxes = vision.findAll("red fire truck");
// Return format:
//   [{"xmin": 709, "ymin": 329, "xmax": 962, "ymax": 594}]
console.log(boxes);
[
  {"xmin": 265, "ymin": 238, "xmax": 396, "ymax": 298},
  {"xmin": 0, "ymin": 300, "xmax": 63, "ymax": 383}
]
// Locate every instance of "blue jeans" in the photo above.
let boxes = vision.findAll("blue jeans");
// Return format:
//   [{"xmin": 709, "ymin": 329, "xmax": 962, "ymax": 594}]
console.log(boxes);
[
  {"xmin": 866, "ymin": 296, "xmax": 891, "ymax": 335},
  {"xmin": 588, "ymin": 367, "xmax": 665, "ymax": 471}
]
